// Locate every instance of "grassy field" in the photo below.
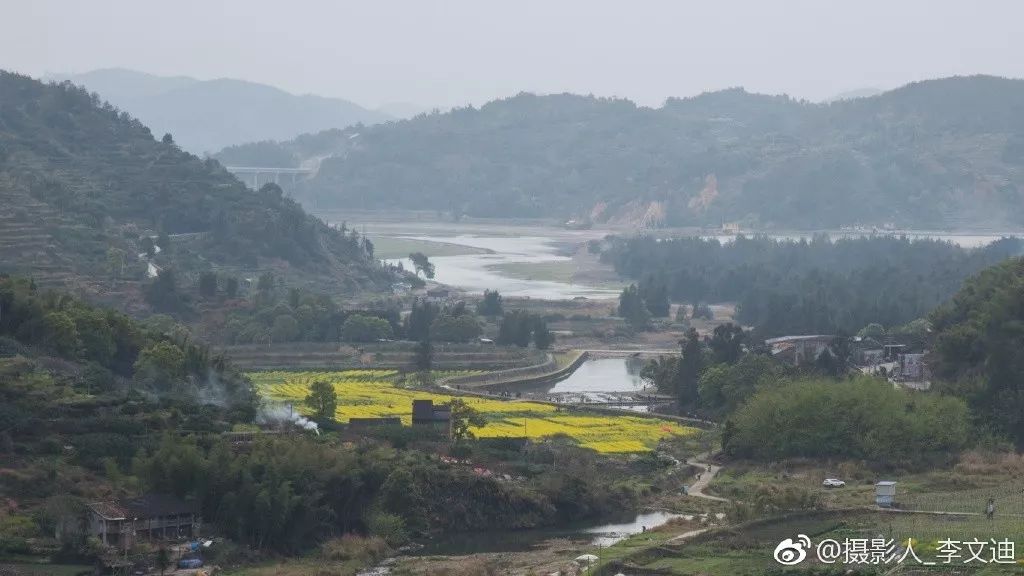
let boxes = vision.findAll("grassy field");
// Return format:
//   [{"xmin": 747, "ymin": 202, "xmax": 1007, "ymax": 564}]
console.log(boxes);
[
  {"xmin": 595, "ymin": 510, "xmax": 1024, "ymax": 575},
  {"xmin": 710, "ymin": 455, "xmax": 1024, "ymax": 513},
  {"xmin": 490, "ymin": 260, "xmax": 577, "ymax": 283},
  {"xmin": 490, "ymin": 260, "xmax": 626, "ymax": 290},
  {"xmin": 250, "ymin": 370, "xmax": 697, "ymax": 453},
  {"xmin": 369, "ymin": 235, "xmax": 492, "ymax": 259},
  {"xmin": 0, "ymin": 564, "xmax": 92, "ymax": 576},
  {"xmin": 222, "ymin": 559, "xmax": 364, "ymax": 576}
]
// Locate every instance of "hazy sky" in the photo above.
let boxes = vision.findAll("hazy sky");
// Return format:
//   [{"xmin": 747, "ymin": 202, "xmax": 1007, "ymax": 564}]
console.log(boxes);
[{"xmin": 3, "ymin": 0, "xmax": 1023, "ymax": 109}]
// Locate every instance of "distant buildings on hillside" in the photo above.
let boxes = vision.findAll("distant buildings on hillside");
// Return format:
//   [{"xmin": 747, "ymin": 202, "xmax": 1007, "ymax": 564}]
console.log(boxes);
[{"xmin": 765, "ymin": 334, "xmax": 930, "ymax": 389}]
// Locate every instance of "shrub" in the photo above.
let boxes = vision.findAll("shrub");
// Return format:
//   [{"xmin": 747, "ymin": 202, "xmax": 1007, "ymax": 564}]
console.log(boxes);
[
  {"xmin": 430, "ymin": 313, "xmax": 481, "ymax": 343},
  {"xmin": 321, "ymin": 534, "xmax": 389, "ymax": 563},
  {"xmin": 340, "ymin": 314, "xmax": 394, "ymax": 342},
  {"xmin": 365, "ymin": 512, "xmax": 408, "ymax": 546}
]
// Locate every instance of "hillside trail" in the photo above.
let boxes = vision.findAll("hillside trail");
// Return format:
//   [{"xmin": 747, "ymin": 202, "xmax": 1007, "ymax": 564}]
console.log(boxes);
[
  {"xmin": 667, "ymin": 452, "xmax": 729, "ymax": 544},
  {"xmin": 685, "ymin": 452, "xmax": 728, "ymax": 502}
]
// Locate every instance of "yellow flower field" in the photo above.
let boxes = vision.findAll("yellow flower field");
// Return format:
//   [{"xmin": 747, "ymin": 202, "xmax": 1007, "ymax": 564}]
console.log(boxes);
[{"xmin": 249, "ymin": 370, "xmax": 696, "ymax": 453}]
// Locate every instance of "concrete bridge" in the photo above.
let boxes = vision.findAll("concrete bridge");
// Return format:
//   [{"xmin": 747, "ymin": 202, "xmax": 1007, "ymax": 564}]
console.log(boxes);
[{"xmin": 225, "ymin": 166, "xmax": 315, "ymax": 190}]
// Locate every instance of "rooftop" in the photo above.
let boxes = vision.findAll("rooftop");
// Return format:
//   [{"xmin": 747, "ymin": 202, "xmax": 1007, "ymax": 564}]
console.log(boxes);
[{"xmin": 88, "ymin": 494, "xmax": 196, "ymax": 521}]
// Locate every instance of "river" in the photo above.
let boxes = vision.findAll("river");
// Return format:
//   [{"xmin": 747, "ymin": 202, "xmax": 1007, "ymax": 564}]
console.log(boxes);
[
  {"xmin": 386, "ymin": 234, "xmax": 620, "ymax": 300},
  {"xmin": 411, "ymin": 510, "xmax": 683, "ymax": 556}
]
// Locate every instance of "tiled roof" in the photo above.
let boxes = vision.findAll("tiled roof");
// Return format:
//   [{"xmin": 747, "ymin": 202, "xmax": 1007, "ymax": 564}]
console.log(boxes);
[
  {"xmin": 87, "ymin": 501, "xmax": 128, "ymax": 521},
  {"xmin": 88, "ymin": 494, "xmax": 196, "ymax": 520}
]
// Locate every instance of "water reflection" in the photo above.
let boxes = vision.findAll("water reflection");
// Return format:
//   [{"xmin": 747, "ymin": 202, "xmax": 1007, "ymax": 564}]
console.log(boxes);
[
  {"xmin": 584, "ymin": 510, "xmax": 682, "ymax": 547},
  {"xmin": 547, "ymin": 358, "xmax": 648, "ymax": 394}
]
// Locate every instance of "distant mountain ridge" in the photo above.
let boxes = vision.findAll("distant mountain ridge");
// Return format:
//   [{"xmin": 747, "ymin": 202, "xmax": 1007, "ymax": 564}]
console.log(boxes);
[
  {"xmin": 227, "ymin": 75, "xmax": 1024, "ymax": 230},
  {"xmin": 46, "ymin": 68, "xmax": 392, "ymax": 154},
  {"xmin": 826, "ymin": 87, "xmax": 885, "ymax": 102}
]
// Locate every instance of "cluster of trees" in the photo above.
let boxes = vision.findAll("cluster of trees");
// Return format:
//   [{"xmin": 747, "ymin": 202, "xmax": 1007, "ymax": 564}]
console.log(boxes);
[
  {"xmin": 476, "ymin": 289, "xmax": 504, "ymax": 316},
  {"xmin": 131, "ymin": 434, "xmax": 634, "ymax": 553},
  {"xmin": 221, "ymin": 275, "xmax": 401, "ymax": 344},
  {"xmin": 616, "ymin": 281, "xmax": 676, "ymax": 328},
  {"xmin": 930, "ymin": 257, "xmax": 1024, "ymax": 448},
  {"xmin": 722, "ymin": 377, "xmax": 970, "ymax": 467},
  {"xmin": 0, "ymin": 276, "xmax": 255, "ymax": 412},
  {"xmin": 340, "ymin": 314, "xmax": 394, "ymax": 342},
  {"xmin": 603, "ymin": 235, "xmax": 1024, "ymax": 337},
  {"xmin": 220, "ymin": 288, "xmax": 515, "ymax": 346},
  {"xmin": 293, "ymin": 76, "xmax": 1024, "ymax": 229},
  {"xmin": 641, "ymin": 324, "xmax": 750, "ymax": 413},
  {"xmin": 497, "ymin": 309, "xmax": 554, "ymax": 349},
  {"xmin": 405, "ymin": 298, "xmax": 482, "ymax": 343}
]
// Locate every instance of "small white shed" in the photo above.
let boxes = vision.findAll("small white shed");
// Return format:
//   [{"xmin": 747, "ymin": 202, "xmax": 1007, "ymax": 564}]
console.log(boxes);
[{"xmin": 875, "ymin": 481, "xmax": 897, "ymax": 507}]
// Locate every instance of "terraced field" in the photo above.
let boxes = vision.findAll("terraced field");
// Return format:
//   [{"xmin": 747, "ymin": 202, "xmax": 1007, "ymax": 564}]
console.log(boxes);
[{"xmin": 250, "ymin": 370, "xmax": 696, "ymax": 453}]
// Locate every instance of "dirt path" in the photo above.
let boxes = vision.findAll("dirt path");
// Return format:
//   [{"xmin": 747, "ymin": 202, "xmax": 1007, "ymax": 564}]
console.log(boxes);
[
  {"xmin": 667, "ymin": 454, "xmax": 729, "ymax": 544},
  {"xmin": 685, "ymin": 456, "xmax": 728, "ymax": 502}
]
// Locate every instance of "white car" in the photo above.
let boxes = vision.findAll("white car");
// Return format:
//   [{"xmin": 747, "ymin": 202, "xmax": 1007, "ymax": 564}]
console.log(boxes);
[{"xmin": 822, "ymin": 478, "xmax": 846, "ymax": 488}]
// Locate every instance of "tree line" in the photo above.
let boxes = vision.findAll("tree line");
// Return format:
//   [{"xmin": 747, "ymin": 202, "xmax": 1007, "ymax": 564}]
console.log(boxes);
[{"xmin": 603, "ymin": 235, "xmax": 1024, "ymax": 337}]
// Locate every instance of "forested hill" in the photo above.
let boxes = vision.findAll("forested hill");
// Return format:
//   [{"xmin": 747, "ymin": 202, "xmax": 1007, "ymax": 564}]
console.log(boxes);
[
  {"xmin": 274, "ymin": 75, "xmax": 1024, "ymax": 229},
  {"xmin": 930, "ymin": 256, "xmax": 1024, "ymax": 447},
  {"xmin": 0, "ymin": 71, "xmax": 392, "ymax": 312},
  {"xmin": 47, "ymin": 68, "xmax": 391, "ymax": 153}
]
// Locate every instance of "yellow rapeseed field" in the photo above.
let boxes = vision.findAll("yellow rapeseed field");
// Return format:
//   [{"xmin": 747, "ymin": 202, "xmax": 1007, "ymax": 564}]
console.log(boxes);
[{"xmin": 249, "ymin": 370, "xmax": 696, "ymax": 453}]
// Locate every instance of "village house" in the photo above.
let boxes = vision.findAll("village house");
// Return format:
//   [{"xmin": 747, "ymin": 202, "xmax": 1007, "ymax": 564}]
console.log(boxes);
[
  {"xmin": 897, "ymin": 352, "xmax": 927, "ymax": 380},
  {"xmin": 412, "ymin": 399, "xmax": 452, "ymax": 431},
  {"xmin": 850, "ymin": 336, "xmax": 884, "ymax": 366},
  {"xmin": 87, "ymin": 494, "xmax": 198, "ymax": 547},
  {"xmin": 425, "ymin": 287, "xmax": 450, "ymax": 302}
]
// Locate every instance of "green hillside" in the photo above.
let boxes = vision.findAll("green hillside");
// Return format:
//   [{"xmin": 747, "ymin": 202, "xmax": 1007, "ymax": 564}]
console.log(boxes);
[
  {"xmin": 240, "ymin": 75, "xmax": 1024, "ymax": 229},
  {"xmin": 0, "ymin": 71, "xmax": 394, "ymax": 313}
]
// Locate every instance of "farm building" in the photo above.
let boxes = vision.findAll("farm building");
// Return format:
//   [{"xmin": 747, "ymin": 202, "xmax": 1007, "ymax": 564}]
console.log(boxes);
[
  {"xmin": 412, "ymin": 399, "xmax": 451, "ymax": 428},
  {"xmin": 875, "ymin": 481, "xmax": 897, "ymax": 507},
  {"xmin": 87, "ymin": 494, "xmax": 198, "ymax": 547},
  {"xmin": 425, "ymin": 287, "xmax": 450, "ymax": 301},
  {"xmin": 850, "ymin": 336, "xmax": 884, "ymax": 366}
]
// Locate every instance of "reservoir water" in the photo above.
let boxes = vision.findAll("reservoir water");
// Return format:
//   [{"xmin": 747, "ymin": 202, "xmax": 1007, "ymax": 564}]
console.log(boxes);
[
  {"xmin": 546, "ymin": 357, "xmax": 648, "ymax": 394},
  {"xmin": 385, "ymin": 234, "xmax": 619, "ymax": 300},
  {"xmin": 507, "ymin": 357, "xmax": 665, "ymax": 411}
]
